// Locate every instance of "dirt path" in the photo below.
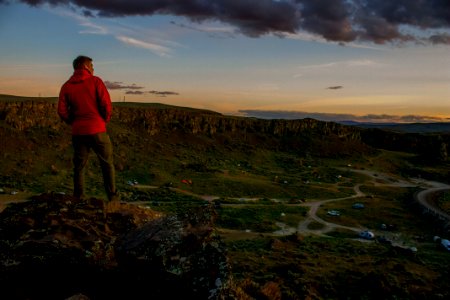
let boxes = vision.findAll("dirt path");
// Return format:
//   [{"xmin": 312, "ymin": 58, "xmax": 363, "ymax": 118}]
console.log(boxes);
[
  {"xmin": 294, "ymin": 184, "xmax": 365, "ymax": 236},
  {"xmin": 128, "ymin": 170, "xmax": 450, "ymax": 238},
  {"xmin": 278, "ymin": 168, "xmax": 450, "ymax": 237},
  {"xmin": 413, "ymin": 179, "xmax": 450, "ymax": 222},
  {"xmin": 3, "ymin": 168, "xmax": 449, "ymax": 239}
]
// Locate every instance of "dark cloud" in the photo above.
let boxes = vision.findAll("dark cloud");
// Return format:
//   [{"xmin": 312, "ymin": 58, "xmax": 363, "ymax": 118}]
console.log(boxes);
[
  {"xmin": 326, "ymin": 86, "xmax": 343, "ymax": 90},
  {"xmin": 6, "ymin": 0, "xmax": 450, "ymax": 44},
  {"xmin": 148, "ymin": 90, "xmax": 179, "ymax": 97},
  {"xmin": 103, "ymin": 80, "xmax": 179, "ymax": 96},
  {"xmin": 239, "ymin": 110, "xmax": 448, "ymax": 123},
  {"xmin": 104, "ymin": 81, "xmax": 143, "ymax": 90},
  {"xmin": 297, "ymin": 0, "xmax": 357, "ymax": 42},
  {"xmin": 124, "ymin": 90, "xmax": 179, "ymax": 97},
  {"xmin": 428, "ymin": 33, "xmax": 450, "ymax": 45},
  {"xmin": 124, "ymin": 90, "xmax": 145, "ymax": 95}
]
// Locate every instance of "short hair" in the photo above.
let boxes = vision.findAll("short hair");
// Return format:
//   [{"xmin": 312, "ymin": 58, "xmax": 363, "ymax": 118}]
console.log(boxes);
[{"xmin": 73, "ymin": 55, "xmax": 93, "ymax": 70}]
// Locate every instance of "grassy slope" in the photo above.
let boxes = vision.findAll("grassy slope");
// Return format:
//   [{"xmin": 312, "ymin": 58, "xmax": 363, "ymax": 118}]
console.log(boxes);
[
  {"xmin": 1, "ymin": 95, "xmax": 450, "ymax": 298},
  {"xmin": 0, "ymin": 94, "xmax": 57, "ymax": 103}
]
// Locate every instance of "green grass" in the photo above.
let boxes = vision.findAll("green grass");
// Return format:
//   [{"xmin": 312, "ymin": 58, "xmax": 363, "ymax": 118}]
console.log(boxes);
[
  {"xmin": 0, "ymin": 94, "xmax": 57, "ymax": 103},
  {"xmin": 216, "ymin": 205, "xmax": 308, "ymax": 233},
  {"xmin": 225, "ymin": 234, "xmax": 450, "ymax": 299},
  {"xmin": 3, "ymin": 98, "xmax": 450, "ymax": 299},
  {"xmin": 316, "ymin": 185, "xmax": 436, "ymax": 238},
  {"xmin": 436, "ymin": 190, "xmax": 450, "ymax": 215},
  {"xmin": 112, "ymin": 101, "xmax": 221, "ymax": 115}
]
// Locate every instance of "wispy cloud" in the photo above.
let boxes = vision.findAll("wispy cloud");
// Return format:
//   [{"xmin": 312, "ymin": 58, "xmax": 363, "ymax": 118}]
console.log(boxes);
[
  {"xmin": 125, "ymin": 90, "xmax": 179, "ymax": 97},
  {"xmin": 78, "ymin": 19, "xmax": 109, "ymax": 35},
  {"xmin": 299, "ymin": 59, "xmax": 381, "ymax": 70},
  {"xmin": 49, "ymin": 7, "xmax": 109, "ymax": 35},
  {"xmin": 116, "ymin": 36, "xmax": 173, "ymax": 57},
  {"xmin": 170, "ymin": 21, "xmax": 236, "ymax": 38},
  {"xmin": 294, "ymin": 59, "xmax": 382, "ymax": 78},
  {"xmin": 282, "ymin": 32, "xmax": 385, "ymax": 50},
  {"xmin": 49, "ymin": 7, "xmax": 176, "ymax": 57},
  {"xmin": 104, "ymin": 81, "xmax": 143, "ymax": 90}
]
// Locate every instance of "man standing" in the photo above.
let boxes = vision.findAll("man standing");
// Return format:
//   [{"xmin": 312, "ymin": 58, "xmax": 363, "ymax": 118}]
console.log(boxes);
[{"xmin": 58, "ymin": 55, "xmax": 118, "ymax": 201}]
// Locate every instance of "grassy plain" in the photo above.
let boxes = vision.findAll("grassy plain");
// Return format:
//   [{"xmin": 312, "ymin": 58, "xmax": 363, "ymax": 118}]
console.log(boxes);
[
  {"xmin": 1, "ymin": 97, "xmax": 450, "ymax": 298},
  {"xmin": 109, "ymin": 149, "xmax": 450, "ymax": 298}
]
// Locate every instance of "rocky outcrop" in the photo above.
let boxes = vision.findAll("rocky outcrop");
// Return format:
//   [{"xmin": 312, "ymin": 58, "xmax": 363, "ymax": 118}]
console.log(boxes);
[
  {"xmin": 0, "ymin": 100, "xmax": 63, "ymax": 132},
  {"xmin": 0, "ymin": 100, "xmax": 362, "ymax": 142},
  {"xmin": 4, "ymin": 98, "xmax": 448, "ymax": 160},
  {"xmin": 114, "ymin": 106, "xmax": 362, "ymax": 141},
  {"xmin": 0, "ymin": 193, "xmax": 234, "ymax": 299}
]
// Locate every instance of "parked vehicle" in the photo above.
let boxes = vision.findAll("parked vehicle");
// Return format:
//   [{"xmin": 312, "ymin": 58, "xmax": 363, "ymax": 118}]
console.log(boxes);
[
  {"xmin": 441, "ymin": 239, "xmax": 450, "ymax": 251},
  {"xmin": 359, "ymin": 230, "xmax": 375, "ymax": 240},
  {"xmin": 327, "ymin": 210, "xmax": 340, "ymax": 216},
  {"xmin": 352, "ymin": 203, "xmax": 365, "ymax": 209}
]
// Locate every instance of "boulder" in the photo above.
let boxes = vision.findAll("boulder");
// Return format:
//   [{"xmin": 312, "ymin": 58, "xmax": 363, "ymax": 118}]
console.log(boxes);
[{"xmin": 0, "ymin": 193, "xmax": 233, "ymax": 299}]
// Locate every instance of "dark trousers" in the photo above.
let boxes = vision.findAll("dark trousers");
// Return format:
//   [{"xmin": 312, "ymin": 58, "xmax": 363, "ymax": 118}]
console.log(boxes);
[{"xmin": 72, "ymin": 132, "xmax": 117, "ymax": 201}]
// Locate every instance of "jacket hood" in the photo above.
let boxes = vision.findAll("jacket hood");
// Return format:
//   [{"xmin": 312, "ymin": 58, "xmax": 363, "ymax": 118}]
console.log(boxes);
[{"xmin": 68, "ymin": 69, "xmax": 92, "ymax": 83}]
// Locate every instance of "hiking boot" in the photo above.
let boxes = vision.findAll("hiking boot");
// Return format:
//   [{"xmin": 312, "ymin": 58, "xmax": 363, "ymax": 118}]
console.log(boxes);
[{"xmin": 109, "ymin": 193, "xmax": 120, "ymax": 202}]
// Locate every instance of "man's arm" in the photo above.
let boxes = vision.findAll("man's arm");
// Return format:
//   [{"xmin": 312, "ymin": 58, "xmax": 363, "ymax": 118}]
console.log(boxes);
[
  {"xmin": 96, "ymin": 78, "xmax": 112, "ymax": 123},
  {"xmin": 57, "ymin": 87, "xmax": 72, "ymax": 124}
]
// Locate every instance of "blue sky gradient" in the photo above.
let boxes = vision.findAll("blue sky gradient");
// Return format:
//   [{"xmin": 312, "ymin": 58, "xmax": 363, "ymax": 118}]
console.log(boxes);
[{"xmin": 1, "ymin": 1, "xmax": 449, "ymax": 122}]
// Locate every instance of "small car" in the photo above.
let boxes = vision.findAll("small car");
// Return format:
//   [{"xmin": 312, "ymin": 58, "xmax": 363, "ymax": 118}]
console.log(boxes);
[
  {"xmin": 441, "ymin": 239, "xmax": 450, "ymax": 251},
  {"xmin": 359, "ymin": 230, "xmax": 375, "ymax": 240},
  {"xmin": 327, "ymin": 210, "xmax": 340, "ymax": 216},
  {"xmin": 352, "ymin": 203, "xmax": 365, "ymax": 209}
]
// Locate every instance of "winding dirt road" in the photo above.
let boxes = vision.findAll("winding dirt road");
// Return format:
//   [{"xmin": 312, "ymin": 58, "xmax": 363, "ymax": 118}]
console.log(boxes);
[
  {"xmin": 2, "ymin": 169, "xmax": 448, "ymax": 239},
  {"xmin": 133, "ymin": 169, "xmax": 450, "ymax": 238},
  {"xmin": 413, "ymin": 179, "xmax": 450, "ymax": 222},
  {"xmin": 276, "ymin": 168, "xmax": 450, "ymax": 237},
  {"xmin": 293, "ymin": 184, "xmax": 366, "ymax": 236}
]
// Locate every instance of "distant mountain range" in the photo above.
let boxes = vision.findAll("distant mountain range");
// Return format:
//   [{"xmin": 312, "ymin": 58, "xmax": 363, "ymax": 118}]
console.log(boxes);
[
  {"xmin": 340, "ymin": 121, "xmax": 450, "ymax": 133},
  {"xmin": 238, "ymin": 109, "xmax": 450, "ymax": 134}
]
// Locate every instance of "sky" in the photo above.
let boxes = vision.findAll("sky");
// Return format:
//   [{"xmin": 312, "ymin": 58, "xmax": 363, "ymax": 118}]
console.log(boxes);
[{"xmin": 0, "ymin": 0, "xmax": 449, "ymax": 123}]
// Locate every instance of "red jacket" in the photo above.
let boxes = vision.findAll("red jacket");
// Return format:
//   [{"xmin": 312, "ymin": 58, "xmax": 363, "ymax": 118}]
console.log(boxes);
[{"xmin": 58, "ymin": 69, "xmax": 112, "ymax": 135}]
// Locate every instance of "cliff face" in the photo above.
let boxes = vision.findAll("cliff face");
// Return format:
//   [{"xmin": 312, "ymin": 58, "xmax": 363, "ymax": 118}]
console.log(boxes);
[
  {"xmin": 1, "ymin": 99, "xmax": 449, "ymax": 162},
  {"xmin": 0, "ymin": 101, "xmax": 63, "ymax": 132},
  {"xmin": 108, "ymin": 106, "xmax": 364, "ymax": 141},
  {"xmin": 0, "ymin": 100, "xmax": 362, "ymax": 141}
]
